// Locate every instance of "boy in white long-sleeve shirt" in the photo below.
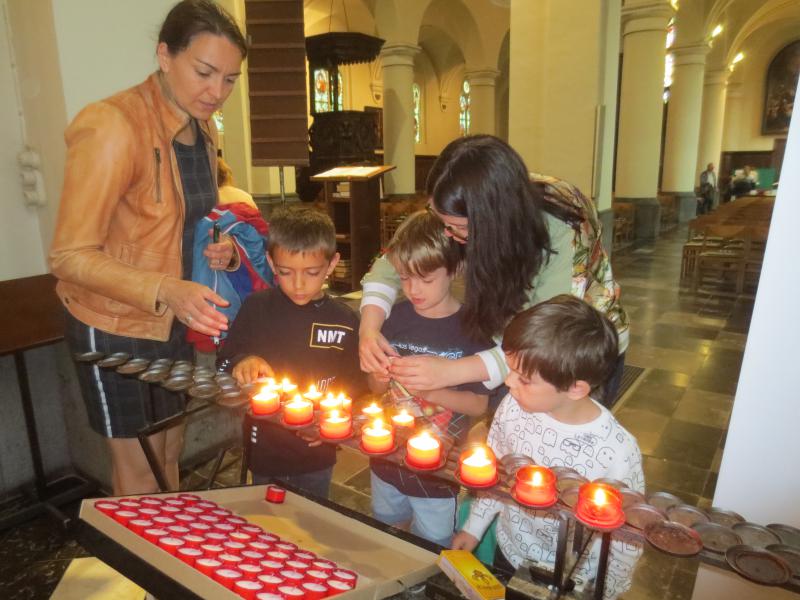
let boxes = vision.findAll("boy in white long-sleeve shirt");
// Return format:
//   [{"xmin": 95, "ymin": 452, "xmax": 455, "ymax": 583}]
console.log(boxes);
[{"xmin": 452, "ymin": 296, "xmax": 644, "ymax": 599}]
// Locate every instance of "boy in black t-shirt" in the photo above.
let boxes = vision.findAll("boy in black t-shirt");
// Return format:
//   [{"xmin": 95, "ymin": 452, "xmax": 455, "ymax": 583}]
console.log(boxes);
[
  {"xmin": 219, "ymin": 208, "xmax": 367, "ymax": 498},
  {"xmin": 366, "ymin": 211, "xmax": 492, "ymax": 546}
]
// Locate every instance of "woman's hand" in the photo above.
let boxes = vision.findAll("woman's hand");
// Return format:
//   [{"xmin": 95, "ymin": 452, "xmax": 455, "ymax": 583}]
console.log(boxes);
[
  {"xmin": 158, "ymin": 277, "xmax": 229, "ymax": 335},
  {"xmin": 451, "ymin": 531, "xmax": 479, "ymax": 551},
  {"xmin": 388, "ymin": 355, "xmax": 462, "ymax": 391},
  {"xmin": 204, "ymin": 232, "xmax": 235, "ymax": 270},
  {"xmin": 232, "ymin": 356, "xmax": 274, "ymax": 385}
]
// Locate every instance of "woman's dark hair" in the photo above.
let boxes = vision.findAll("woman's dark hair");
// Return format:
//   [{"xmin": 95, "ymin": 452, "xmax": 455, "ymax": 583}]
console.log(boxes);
[
  {"xmin": 427, "ymin": 135, "xmax": 552, "ymax": 340},
  {"xmin": 159, "ymin": 0, "xmax": 248, "ymax": 59}
]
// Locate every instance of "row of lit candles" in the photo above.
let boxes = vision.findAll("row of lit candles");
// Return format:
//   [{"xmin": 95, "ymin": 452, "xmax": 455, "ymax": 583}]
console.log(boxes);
[{"xmin": 251, "ymin": 380, "xmax": 625, "ymax": 530}]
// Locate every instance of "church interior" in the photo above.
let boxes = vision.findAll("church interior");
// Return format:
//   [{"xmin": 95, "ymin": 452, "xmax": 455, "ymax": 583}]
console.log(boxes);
[{"xmin": 0, "ymin": 0, "xmax": 798, "ymax": 599}]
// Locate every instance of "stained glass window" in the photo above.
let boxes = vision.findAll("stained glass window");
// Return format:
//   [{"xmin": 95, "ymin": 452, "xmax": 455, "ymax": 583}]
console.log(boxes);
[
  {"xmin": 313, "ymin": 68, "xmax": 344, "ymax": 113},
  {"xmin": 413, "ymin": 83, "xmax": 421, "ymax": 143},
  {"xmin": 212, "ymin": 110, "xmax": 224, "ymax": 133},
  {"xmin": 459, "ymin": 80, "xmax": 471, "ymax": 136},
  {"xmin": 664, "ymin": 17, "xmax": 675, "ymax": 103}
]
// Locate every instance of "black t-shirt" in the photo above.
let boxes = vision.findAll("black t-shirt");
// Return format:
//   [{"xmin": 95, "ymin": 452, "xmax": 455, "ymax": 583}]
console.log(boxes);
[
  {"xmin": 219, "ymin": 288, "xmax": 367, "ymax": 476},
  {"xmin": 371, "ymin": 301, "xmax": 492, "ymax": 498}
]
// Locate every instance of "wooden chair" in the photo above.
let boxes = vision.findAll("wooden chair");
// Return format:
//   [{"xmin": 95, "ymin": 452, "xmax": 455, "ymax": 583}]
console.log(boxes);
[
  {"xmin": 379, "ymin": 197, "xmax": 427, "ymax": 248},
  {"xmin": 613, "ymin": 203, "xmax": 636, "ymax": 248},
  {"xmin": 691, "ymin": 225, "xmax": 748, "ymax": 294}
]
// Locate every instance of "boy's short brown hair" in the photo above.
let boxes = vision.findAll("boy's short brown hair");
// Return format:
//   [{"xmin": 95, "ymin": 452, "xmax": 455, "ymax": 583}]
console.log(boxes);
[
  {"xmin": 267, "ymin": 207, "xmax": 337, "ymax": 260},
  {"xmin": 502, "ymin": 295, "xmax": 618, "ymax": 392},
  {"xmin": 386, "ymin": 209, "xmax": 461, "ymax": 276}
]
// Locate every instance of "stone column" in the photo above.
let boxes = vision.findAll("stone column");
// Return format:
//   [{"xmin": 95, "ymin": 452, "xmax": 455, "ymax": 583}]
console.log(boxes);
[
  {"xmin": 721, "ymin": 80, "xmax": 744, "ymax": 151},
  {"xmin": 465, "ymin": 68, "xmax": 500, "ymax": 136},
  {"xmin": 380, "ymin": 43, "xmax": 420, "ymax": 196},
  {"xmin": 696, "ymin": 69, "xmax": 728, "ymax": 181},
  {"xmin": 662, "ymin": 44, "xmax": 707, "ymax": 221},
  {"xmin": 615, "ymin": 1, "xmax": 674, "ymax": 240}
]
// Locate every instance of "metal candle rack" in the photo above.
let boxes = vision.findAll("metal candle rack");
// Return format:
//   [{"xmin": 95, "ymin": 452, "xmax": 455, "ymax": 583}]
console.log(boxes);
[{"xmin": 75, "ymin": 351, "xmax": 800, "ymax": 597}]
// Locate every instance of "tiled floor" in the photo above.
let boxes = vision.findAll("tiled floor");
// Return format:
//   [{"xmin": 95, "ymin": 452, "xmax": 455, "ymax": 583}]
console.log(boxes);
[{"xmin": 0, "ymin": 225, "xmax": 756, "ymax": 599}]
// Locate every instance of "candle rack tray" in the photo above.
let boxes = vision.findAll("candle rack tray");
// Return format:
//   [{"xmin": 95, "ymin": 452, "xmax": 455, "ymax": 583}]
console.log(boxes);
[
  {"xmin": 692, "ymin": 522, "xmax": 743, "ymax": 553},
  {"xmin": 645, "ymin": 521, "xmax": 703, "ymax": 557},
  {"xmin": 767, "ymin": 523, "xmax": 800, "ymax": 548},
  {"xmin": 647, "ymin": 491, "xmax": 682, "ymax": 512},
  {"xmin": 626, "ymin": 503, "xmax": 667, "ymax": 530},
  {"xmin": 708, "ymin": 507, "xmax": 745, "ymax": 528},
  {"xmin": 667, "ymin": 504, "xmax": 710, "ymax": 528},
  {"xmin": 96, "ymin": 352, "xmax": 131, "ymax": 368},
  {"xmin": 138, "ymin": 368, "xmax": 170, "ymax": 383},
  {"xmin": 74, "ymin": 351, "xmax": 105, "ymax": 362},
  {"xmin": 766, "ymin": 544, "xmax": 800, "ymax": 578},
  {"xmin": 116, "ymin": 358, "xmax": 151, "ymax": 375},
  {"xmin": 725, "ymin": 544, "xmax": 792, "ymax": 586},
  {"xmin": 732, "ymin": 521, "xmax": 782, "ymax": 548}
]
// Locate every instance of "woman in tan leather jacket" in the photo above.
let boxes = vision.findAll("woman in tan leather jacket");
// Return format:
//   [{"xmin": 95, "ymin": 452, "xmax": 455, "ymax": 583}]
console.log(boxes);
[{"xmin": 50, "ymin": 0, "xmax": 247, "ymax": 495}]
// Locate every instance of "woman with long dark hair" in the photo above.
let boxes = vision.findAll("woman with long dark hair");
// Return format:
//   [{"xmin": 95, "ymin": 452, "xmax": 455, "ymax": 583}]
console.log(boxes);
[
  {"xmin": 360, "ymin": 135, "xmax": 628, "ymax": 403},
  {"xmin": 50, "ymin": 0, "xmax": 247, "ymax": 494}
]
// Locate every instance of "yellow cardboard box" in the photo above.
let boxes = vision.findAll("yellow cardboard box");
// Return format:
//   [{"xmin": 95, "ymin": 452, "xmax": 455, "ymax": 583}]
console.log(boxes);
[{"xmin": 438, "ymin": 550, "xmax": 505, "ymax": 600}]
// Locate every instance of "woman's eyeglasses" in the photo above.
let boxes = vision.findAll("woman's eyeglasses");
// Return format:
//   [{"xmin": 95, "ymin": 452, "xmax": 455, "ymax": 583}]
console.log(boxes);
[{"xmin": 426, "ymin": 204, "xmax": 468, "ymax": 241}]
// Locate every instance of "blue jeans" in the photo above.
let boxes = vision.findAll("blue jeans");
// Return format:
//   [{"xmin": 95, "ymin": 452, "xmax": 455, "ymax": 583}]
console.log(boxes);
[
  {"xmin": 370, "ymin": 471, "xmax": 456, "ymax": 547},
  {"xmin": 253, "ymin": 467, "xmax": 333, "ymax": 500}
]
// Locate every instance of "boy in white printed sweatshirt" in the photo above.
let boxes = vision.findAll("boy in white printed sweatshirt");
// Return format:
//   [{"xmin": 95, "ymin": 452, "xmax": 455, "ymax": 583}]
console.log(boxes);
[{"xmin": 452, "ymin": 295, "xmax": 644, "ymax": 599}]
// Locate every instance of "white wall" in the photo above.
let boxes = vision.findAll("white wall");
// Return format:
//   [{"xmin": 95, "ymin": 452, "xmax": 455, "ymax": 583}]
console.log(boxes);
[
  {"xmin": 0, "ymin": 0, "xmax": 47, "ymax": 279},
  {"xmin": 691, "ymin": 77, "xmax": 800, "ymax": 599}
]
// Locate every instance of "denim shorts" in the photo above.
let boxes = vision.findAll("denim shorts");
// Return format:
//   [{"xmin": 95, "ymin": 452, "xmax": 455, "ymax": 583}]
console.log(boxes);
[{"xmin": 370, "ymin": 471, "xmax": 456, "ymax": 547}]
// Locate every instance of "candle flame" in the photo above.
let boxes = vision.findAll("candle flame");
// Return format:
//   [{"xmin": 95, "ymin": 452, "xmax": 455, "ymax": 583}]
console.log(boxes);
[
  {"xmin": 286, "ymin": 394, "xmax": 309, "ymax": 407},
  {"xmin": 531, "ymin": 471, "xmax": 542, "ymax": 486},
  {"xmin": 593, "ymin": 488, "xmax": 607, "ymax": 506},
  {"xmin": 306, "ymin": 384, "xmax": 319, "ymax": 395},
  {"xmin": 463, "ymin": 446, "xmax": 492, "ymax": 467},
  {"xmin": 410, "ymin": 431, "xmax": 440, "ymax": 450},
  {"xmin": 329, "ymin": 410, "xmax": 340, "ymax": 419},
  {"xmin": 281, "ymin": 378, "xmax": 297, "ymax": 392}
]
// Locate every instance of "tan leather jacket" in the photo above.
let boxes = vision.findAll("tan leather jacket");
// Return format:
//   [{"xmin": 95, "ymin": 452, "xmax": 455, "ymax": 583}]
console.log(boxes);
[{"xmin": 50, "ymin": 72, "xmax": 218, "ymax": 341}]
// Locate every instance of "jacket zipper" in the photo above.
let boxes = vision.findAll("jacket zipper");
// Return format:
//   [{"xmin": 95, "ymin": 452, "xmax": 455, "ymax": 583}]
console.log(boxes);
[{"xmin": 154, "ymin": 148, "xmax": 162, "ymax": 203}]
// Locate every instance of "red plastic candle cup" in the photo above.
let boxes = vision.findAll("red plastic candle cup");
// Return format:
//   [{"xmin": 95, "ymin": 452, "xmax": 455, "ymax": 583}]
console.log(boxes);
[
  {"xmin": 164, "ymin": 498, "xmax": 186, "ymax": 509},
  {"xmin": 259, "ymin": 559, "xmax": 285, "ymax": 574},
  {"xmin": 293, "ymin": 551, "xmax": 316, "ymax": 562},
  {"xmin": 112, "ymin": 510, "xmax": 139, "ymax": 526},
  {"xmin": 167, "ymin": 525, "xmax": 191, "ymax": 538},
  {"xmin": 257, "ymin": 573, "xmax": 286, "ymax": 592},
  {"xmin": 213, "ymin": 522, "xmax": 237, "ymax": 535},
  {"xmin": 239, "ymin": 563, "xmax": 264, "ymax": 580},
  {"xmin": 256, "ymin": 594, "xmax": 283, "ymax": 600},
  {"xmin": 301, "ymin": 582, "xmax": 327, "ymax": 600},
  {"xmin": 183, "ymin": 534, "xmax": 206, "ymax": 548},
  {"xmin": 391, "ymin": 409, "xmax": 415, "ymax": 429},
  {"xmin": 234, "ymin": 579, "xmax": 265, "ymax": 599},
  {"xmin": 199, "ymin": 514, "xmax": 221, "ymax": 525},
  {"xmin": 337, "ymin": 393, "xmax": 353, "ymax": 413},
  {"xmin": 242, "ymin": 525, "xmax": 264, "ymax": 536},
  {"xmin": 224, "ymin": 541, "xmax": 248, "ymax": 554},
  {"xmin": 175, "ymin": 514, "xmax": 197, "ymax": 526},
  {"xmin": 331, "ymin": 569, "xmax": 358, "ymax": 585},
  {"xmin": 279, "ymin": 570, "xmax": 305, "ymax": 585},
  {"xmin": 303, "ymin": 384, "xmax": 323, "ymax": 407},
  {"xmin": 319, "ymin": 393, "xmax": 342, "ymax": 413},
  {"xmin": 361, "ymin": 402, "xmax": 384, "ymax": 419},
  {"xmin": 512, "ymin": 465, "xmax": 557, "ymax": 507},
  {"xmin": 118, "ymin": 499, "xmax": 140, "ymax": 510},
  {"xmin": 284, "ymin": 559, "xmax": 311, "ymax": 573},
  {"xmin": 458, "ymin": 446, "xmax": 497, "ymax": 486},
  {"xmin": 311, "ymin": 559, "xmax": 336, "ymax": 573},
  {"xmin": 153, "ymin": 516, "xmax": 177, "ymax": 528},
  {"xmin": 242, "ymin": 550, "xmax": 266, "ymax": 564},
  {"xmin": 305, "ymin": 569, "xmax": 331, "ymax": 585},
  {"xmin": 184, "ymin": 506, "xmax": 205, "ymax": 517},
  {"xmin": 406, "ymin": 431, "xmax": 442, "ymax": 469},
  {"xmin": 227, "ymin": 516, "xmax": 249, "ymax": 528},
  {"xmin": 214, "ymin": 567, "xmax": 243, "ymax": 589},
  {"xmin": 278, "ymin": 378, "xmax": 298, "ymax": 397},
  {"xmin": 196, "ymin": 500, "xmax": 217, "ymax": 510},
  {"xmin": 178, "ymin": 493, "xmax": 202, "ymax": 505},
  {"xmin": 138, "ymin": 507, "xmax": 160, "ymax": 519},
  {"xmin": 211, "ymin": 508, "xmax": 233, "ymax": 517},
  {"xmin": 221, "ymin": 553, "xmax": 244, "ymax": 568},
  {"xmin": 158, "ymin": 536, "xmax": 186, "ymax": 555},
  {"xmin": 277, "ymin": 585, "xmax": 305, "ymax": 599},
  {"xmin": 206, "ymin": 532, "xmax": 228, "ymax": 544},
  {"xmin": 160, "ymin": 505, "xmax": 182, "ymax": 517},
  {"xmin": 249, "ymin": 542, "xmax": 272, "ymax": 554},
  {"xmin": 177, "ymin": 546, "xmax": 203, "ymax": 566},
  {"xmin": 195, "ymin": 557, "xmax": 222, "ymax": 576},
  {"xmin": 252, "ymin": 388, "xmax": 281, "ymax": 416},
  {"xmin": 140, "ymin": 496, "xmax": 163, "ymax": 508},
  {"xmin": 230, "ymin": 531, "xmax": 254, "ymax": 544},
  {"xmin": 267, "ymin": 550, "xmax": 291, "ymax": 563},
  {"xmin": 258, "ymin": 533, "xmax": 280, "ymax": 544},
  {"xmin": 201, "ymin": 543, "xmax": 225, "ymax": 558},
  {"xmin": 361, "ymin": 419, "xmax": 394, "ymax": 454},
  {"xmin": 265, "ymin": 486, "xmax": 286, "ymax": 504},
  {"xmin": 189, "ymin": 522, "xmax": 213, "ymax": 535},
  {"xmin": 275, "ymin": 542, "xmax": 298, "ymax": 553},
  {"xmin": 94, "ymin": 501, "xmax": 120, "ymax": 516},
  {"xmin": 574, "ymin": 482, "xmax": 625, "ymax": 530},
  {"xmin": 128, "ymin": 518, "xmax": 154, "ymax": 536},
  {"xmin": 143, "ymin": 528, "xmax": 169, "ymax": 544},
  {"xmin": 319, "ymin": 410, "xmax": 352, "ymax": 440},
  {"xmin": 283, "ymin": 395, "xmax": 314, "ymax": 426},
  {"xmin": 326, "ymin": 580, "xmax": 354, "ymax": 595}
]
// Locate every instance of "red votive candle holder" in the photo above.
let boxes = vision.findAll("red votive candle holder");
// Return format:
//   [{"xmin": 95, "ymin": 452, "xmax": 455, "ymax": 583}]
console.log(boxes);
[
  {"xmin": 284, "ymin": 559, "xmax": 311, "ymax": 573},
  {"xmin": 242, "ymin": 550, "xmax": 266, "ymax": 564},
  {"xmin": 266, "ymin": 550, "xmax": 292, "ymax": 563},
  {"xmin": 391, "ymin": 409, "xmax": 415, "ymax": 429},
  {"xmin": 319, "ymin": 393, "xmax": 342, "ymax": 413},
  {"xmin": 279, "ymin": 569, "xmax": 305, "ymax": 586},
  {"xmin": 574, "ymin": 482, "xmax": 625, "ymax": 530},
  {"xmin": 256, "ymin": 594, "xmax": 283, "ymax": 600},
  {"xmin": 257, "ymin": 533, "xmax": 280, "ymax": 544},
  {"xmin": 166, "ymin": 525, "xmax": 191, "ymax": 538},
  {"xmin": 283, "ymin": 395, "xmax": 314, "ymax": 426},
  {"xmin": 265, "ymin": 485, "xmax": 286, "ymax": 503},
  {"xmin": 177, "ymin": 493, "xmax": 201, "ymax": 504},
  {"xmin": 158, "ymin": 536, "xmax": 186, "ymax": 555},
  {"xmin": 311, "ymin": 559, "xmax": 336, "ymax": 573},
  {"xmin": 183, "ymin": 534, "xmax": 206, "ymax": 548},
  {"xmin": 361, "ymin": 401, "xmax": 384, "ymax": 419},
  {"xmin": 275, "ymin": 542, "xmax": 298, "ymax": 553},
  {"xmin": 234, "ymin": 578, "xmax": 264, "ymax": 599},
  {"xmin": 249, "ymin": 542, "xmax": 272, "ymax": 554},
  {"xmin": 457, "ymin": 446, "xmax": 498, "ymax": 487},
  {"xmin": 94, "ymin": 500, "xmax": 119, "ymax": 516},
  {"xmin": 277, "ymin": 584, "xmax": 305, "ymax": 599},
  {"xmin": 301, "ymin": 582, "xmax": 328, "ymax": 600},
  {"xmin": 111, "ymin": 510, "xmax": 139, "ymax": 526},
  {"xmin": 224, "ymin": 540, "xmax": 247, "ymax": 554},
  {"xmin": 127, "ymin": 518, "xmax": 154, "ymax": 536},
  {"xmin": 406, "ymin": 431, "xmax": 442, "ymax": 469},
  {"xmin": 221, "ymin": 553, "xmax": 244, "ymax": 568},
  {"xmin": 326, "ymin": 579, "xmax": 354, "ymax": 595},
  {"xmin": 140, "ymin": 496, "xmax": 163, "ymax": 508},
  {"xmin": 257, "ymin": 573, "xmax": 286, "ymax": 592},
  {"xmin": 252, "ymin": 388, "xmax": 281, "ymax": 416},
  {"xmin": 360, "ymin": 419, "xmax": 394, "ymax": 454},
  {"xmin": 201, "ymin": 543, "xmax": 225, "ymax": 558},
  {"xmin": 242, "ymin": 524, "xmax": 265, "ymax": 536},
  {"xmin": 259, "ymin": 559, "xmax": 285, "ymax": 574},
  {"xmin": 331, "ymin": 569, "xmax": 358, "ymax": 586},
  {"xmin": 214, "ymin": 567, "xmax": 243, "ymax": 588},
  {"xmin": 306, "ymin": 569, "xmax": 331, "ymax": 585},
  {"xmin": 177, "ymin": 546, "xmax": 203, "ymax": 566},
  {"xmin": 319, "ymin": 410, "xmax": 352, "ymax": 440},
  {"xmin": 239, "ymin": 563, "xmax": 264, "ymax": 580},
  {"xmin": 143, "ymin": 528, "xmax": 169, "ymax": 544},
  {"xmin": 293, "ymin": 551, "xmax": 316, "ymax": 562},
  {"xmin": 512, "ymin": 465, "xmax": 557, "ymax": 508},
  {"xmin": 302, "ymin": 384, "xmax": 323, "ymax": 407},
  {"xmin": 195, "ymin": 557, "xmax": 222, "ymax": 576}
]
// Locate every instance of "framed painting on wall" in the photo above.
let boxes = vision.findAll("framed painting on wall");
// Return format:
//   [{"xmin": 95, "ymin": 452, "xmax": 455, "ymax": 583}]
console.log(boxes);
[
  {"xmin": 364, "ymin": 106, "xmax": 383, "ymax": 149},
  {"xmin": 762, "ymin": 40, "xmax": 800, "ymax": 135}
]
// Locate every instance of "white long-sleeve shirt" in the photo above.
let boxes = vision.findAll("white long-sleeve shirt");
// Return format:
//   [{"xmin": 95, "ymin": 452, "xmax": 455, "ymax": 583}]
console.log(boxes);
[{"xmin": 462, "ymin": 395, "xmax": 645, "ymax": 599}]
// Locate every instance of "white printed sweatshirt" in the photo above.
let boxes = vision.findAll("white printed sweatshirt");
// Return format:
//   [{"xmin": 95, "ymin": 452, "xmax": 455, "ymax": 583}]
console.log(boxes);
[{"xmin": 462, "ymin": 395, "xmax": 645, "ymax": 599}]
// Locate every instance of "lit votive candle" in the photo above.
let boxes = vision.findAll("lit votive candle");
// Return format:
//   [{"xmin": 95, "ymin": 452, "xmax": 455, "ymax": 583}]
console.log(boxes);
[
  {"xmin": 251, "ymin": 387, "xmax": 280, "ymax": 416},
  {"xmin": 279, "ymin": 378, "xmax": 297, "ymax": 396},
  {"xmin": 406, "ymin": 431, "xmax": 442, "ymax": 469},
  {"xmin": 575, "ymin": 483, "xmax": 625, "ymax": 530},
  {"xmin": 319, "ymin": 393, "xmax": 342, "ymax": 413},
  {"xmin": 392, "ymin": 409, "xmax": 415, "ymax": 429},
  {"xmin": 283, "ymin": 394, "xmax": 314, "ymax": 426},
  {"xmin": 320, "ymin": 410, "xmax": 352, "ymax": 440},
  {"xmin": 361, "ymin": 401, "xmax": 384, "ymax": 419},
  {"xmin": 513, "ymin": 465, "xmax": 557, "ymax": 507},
  {"xmin": 336, "ymin": 393, "xmax": 353, "ymax": 413},
  {"xmin": 361, "ymin": 419, "xmax": 394, "ymax": 454},
  {"xmin": 303, "ymin": 384, "xmax": 323, "ymax": 407},
  {"xmin": 458, "ymin": 446, "xmax": 498, "ymax": 487}
]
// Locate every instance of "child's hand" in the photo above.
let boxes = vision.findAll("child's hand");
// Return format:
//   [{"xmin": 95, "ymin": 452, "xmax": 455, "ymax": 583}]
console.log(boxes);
[
  {"xmin": 232, "ymin": 356, "xmax": 274, "ymax": 385},
  {"xmin": 372, "ymin": 372, "xmax": 391, "ymax": 384},
  {"xmin": 451, "ymin": 531, "xmax": 479, "ymax": 552},
  {"xmin": 297, "ymin": 429, "xmax": 322, "ymax": 447}
]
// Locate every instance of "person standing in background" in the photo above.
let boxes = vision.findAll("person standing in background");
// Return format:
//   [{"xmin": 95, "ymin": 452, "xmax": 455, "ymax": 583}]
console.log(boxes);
[{"xmin": 699, "ymin": 162, "xmax": 717, "ymax": 214}]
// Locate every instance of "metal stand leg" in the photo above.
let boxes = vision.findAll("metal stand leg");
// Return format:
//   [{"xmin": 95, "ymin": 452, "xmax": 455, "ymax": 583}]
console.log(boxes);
[{"xmin": 593, "ymin": 531, "xmax": 613, "ymax": 600}]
